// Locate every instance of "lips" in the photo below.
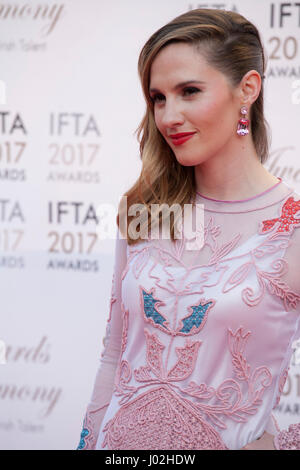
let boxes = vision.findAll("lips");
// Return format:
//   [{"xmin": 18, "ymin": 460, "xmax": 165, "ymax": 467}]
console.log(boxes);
[
  {"xmin": 169, "ymin": 132, "xmax": 196, "ymax": 146},
  {"xmin": 170, "ymin": 132, "xmax": 195, "ymax": 138}
]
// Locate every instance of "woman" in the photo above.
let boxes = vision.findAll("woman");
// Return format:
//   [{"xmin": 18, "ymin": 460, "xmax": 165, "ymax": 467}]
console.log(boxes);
[{"xmin": 77, "ymin": 8, "xmax": 300, "ymax": 450}]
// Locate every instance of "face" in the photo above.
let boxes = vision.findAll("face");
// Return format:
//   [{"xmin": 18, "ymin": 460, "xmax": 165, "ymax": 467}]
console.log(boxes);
[{"xmin": 149, "ymin": 42, "xmax": 241, "ymax": 166}]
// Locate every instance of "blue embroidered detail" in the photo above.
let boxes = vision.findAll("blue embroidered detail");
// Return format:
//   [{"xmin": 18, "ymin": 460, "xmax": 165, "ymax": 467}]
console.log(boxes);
[
  {"xmin": 179, "ymin": 301, "xmax": 214, "ymax": 333},
  {"xmin": 142, "ymin": 290, "xmax": 168, "ymax": 329},
  {"xmin": 77, "ymin": 425, "xmax": 89, "ymax": 450}
]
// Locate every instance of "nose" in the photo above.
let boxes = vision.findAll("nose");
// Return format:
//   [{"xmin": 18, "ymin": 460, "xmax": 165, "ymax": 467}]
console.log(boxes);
[{"xmin": 160, "ymin": 98, "xmax": 184, "ymax": 129}]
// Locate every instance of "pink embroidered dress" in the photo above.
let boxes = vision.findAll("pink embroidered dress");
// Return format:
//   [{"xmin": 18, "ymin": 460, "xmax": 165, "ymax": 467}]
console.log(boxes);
[{"xmin": 77, "ymin": 177, "xmax": 300, "ymax": 450}]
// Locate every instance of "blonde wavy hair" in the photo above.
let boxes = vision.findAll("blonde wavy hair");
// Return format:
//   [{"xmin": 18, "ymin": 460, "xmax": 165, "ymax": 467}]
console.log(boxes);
[{"xmin": 117, "ymin": 8, "xmax": 270, "ymax": 244}]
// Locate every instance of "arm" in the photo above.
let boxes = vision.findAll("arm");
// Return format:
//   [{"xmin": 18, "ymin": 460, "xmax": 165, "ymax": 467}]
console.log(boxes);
[
  {"xmin": 243, "ymin": 191, "xmax": 300, "ymax": 450},
  {"xmin": 251, "ymin": 213, "xmax": 300, "ymax": 451},
  {"xmin": 77, "ymin": 226, "xmax": 127, "ymax": 450}
]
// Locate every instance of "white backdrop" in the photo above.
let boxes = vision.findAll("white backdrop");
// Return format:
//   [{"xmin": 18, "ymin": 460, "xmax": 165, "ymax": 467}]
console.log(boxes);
[{"xmin": 0, "ymin": 0, "xmax": 299, "ymax": 450}]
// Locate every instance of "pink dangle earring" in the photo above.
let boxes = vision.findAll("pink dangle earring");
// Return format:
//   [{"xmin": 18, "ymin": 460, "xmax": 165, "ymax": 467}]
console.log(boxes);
[{"xmin": 237, "ymin": 105, "xmax": 249, "ymax": 136}]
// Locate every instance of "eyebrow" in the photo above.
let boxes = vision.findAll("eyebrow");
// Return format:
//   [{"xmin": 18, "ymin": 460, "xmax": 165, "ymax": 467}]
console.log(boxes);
[{"xmin": 149, "ymin": 80, "xmax": 205, "ymax": 94}]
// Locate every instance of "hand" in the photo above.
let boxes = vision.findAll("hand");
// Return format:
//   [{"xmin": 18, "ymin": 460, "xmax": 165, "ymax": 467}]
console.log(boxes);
[{"xmin": 242, "ymin": 431, "xmax": 276, "ymax": 450}]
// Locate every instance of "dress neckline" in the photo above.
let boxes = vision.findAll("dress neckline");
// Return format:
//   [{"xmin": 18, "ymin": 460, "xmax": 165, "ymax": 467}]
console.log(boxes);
[
  {"xmin": 196, "ymin": 177, "xmax": 282, "ymax": 203},
  {"xmin": 194, "ymin": 177, "xmax": 296, "ymax": 214}
]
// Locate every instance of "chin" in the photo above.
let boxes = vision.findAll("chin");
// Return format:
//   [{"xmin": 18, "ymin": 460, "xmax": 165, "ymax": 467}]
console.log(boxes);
[{"xmin": 175, "ymin": 155, "xmax": 205, "ymax": 167}]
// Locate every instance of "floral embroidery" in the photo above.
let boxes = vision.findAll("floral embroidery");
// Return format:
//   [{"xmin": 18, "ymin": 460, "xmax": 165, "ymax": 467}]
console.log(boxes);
[
  {"xmin": 222, "ymin": 262, "xmax": 254, "ymax": 294},
  {"xmin": 101, "ymin": 322, "xmax": 111, "ymax": 359},
  {"xmin": 222, "ymin": 257, "xmax": 300, "ymax": 310},
  {"xmin": 77, "ymin": 411, "xmax": 97, "ymax": 450},
  {"xmin": 183, "ymin": 381, "xmax": 215, "ymax": 400},
  {"xmin": 140, "ymin": 287, "xmax": 170, "ymax": 332},
  {"xmin": 98, "ymin": 193, "xmax": 300, "ymax": 450},
  {"xmin": 114, "ymin": 308, "xmax": 136, "ymax": 405},
  {"xmin": 273, "ymin": 366, "xmax": 290, "ymax": 409},
  {"xmin": 260, "ymin": 197, "xmax": 300, "ymax": 234},
  {"xmin": 144, "ymin": 329, "xmax": 166, "ymax": 378},
  {"xmin": 228, "ymin": 327, "xmax": 251, "ymax": 380},
  {"xmin": 140, "ymin": 285, "xmax": 216, "ymax": 336},
  {"xmin": 167, "ymin": 340, "xmax": 201, "ymax": 381},
  {"xmin": 208, "ymin": 232, "xmax": 242, "ymax": 265},
  {"xmin": 108, "ymin": 272, "xmax": 117, "ymax": 322},
  {"xmin": 77, "ymin": 423, "xmax": 89, "ymax": 450},
  {"xmin": 202, "ymin": 217, "xmax": 242, "ymax": 266},
  {"xmin": 102, "ymin": 326, "xmax": 272, "ymax": 449},
  {"xmin": 177, "ymin": 299, "xmax": 215, "ymax": 334},
  {"xmin": 114, "ymin": 360, "xmax": 136, "ymax": 405},
  {"xmin": 121, "ymin": 306, "xmax": 129, "ymax": 354},
  {"xmin": 265, "ymin": 272, "xmax": 300, "ymax": 311},
  {"xmin": 129, "ymin": 200, "xmax": 300, "ymax": 315},
  {"xmin": 184, "ymin": 327, "xmax": 273, "ymax": 430},
  {"xmin": 102, "ymin": 385, "xmax": 228, "ymax": 450},
  {"xmin": 221, "ymin": 232, "xmax": 300, "ymax": 311},
  {"xmin": 101, "ymin": 273, "xmax": 118, "ymax": 359},
  {"xmin": 125, "ymin": 198, "xmax": 300, "ymax": 314},
  {"xmin": 123, "ymin": 245, "xmax": 150, "ymax": 280}
]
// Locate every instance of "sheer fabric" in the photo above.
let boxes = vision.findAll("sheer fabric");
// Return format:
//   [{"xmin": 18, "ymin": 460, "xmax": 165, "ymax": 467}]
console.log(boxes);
[{"xmin": 77, "ymin": 177, "xmax": 300, "ymax": 450}]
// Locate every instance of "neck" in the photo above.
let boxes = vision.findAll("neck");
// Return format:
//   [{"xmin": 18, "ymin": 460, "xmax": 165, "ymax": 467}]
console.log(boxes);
[{"xmin": 194, "ymin": 139, "xmax": 279, "ymax": 200}]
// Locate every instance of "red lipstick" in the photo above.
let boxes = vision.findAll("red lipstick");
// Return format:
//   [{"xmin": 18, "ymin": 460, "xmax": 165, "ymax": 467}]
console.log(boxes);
[{"xmin": 169, "ymin": 132, "xmax": 196, "ymax": 146}]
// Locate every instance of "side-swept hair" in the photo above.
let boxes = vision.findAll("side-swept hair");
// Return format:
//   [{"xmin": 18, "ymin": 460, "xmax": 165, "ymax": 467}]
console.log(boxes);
[{"xmin": 118, "ymin": 8, "xmax": 270, "ymax": 244}]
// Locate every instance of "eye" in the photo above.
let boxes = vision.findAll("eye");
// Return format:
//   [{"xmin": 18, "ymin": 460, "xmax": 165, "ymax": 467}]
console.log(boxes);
[
  {"xmin": 150, "ymin": 86, "xmax": 201, "ymax": 104},
  {"xmin": 182, "ymin": 86, "xmax": 201, "ymax": 96},
  {"xmin": 150, "ymin": 93, "xmax": 165, "ymax": 104}
]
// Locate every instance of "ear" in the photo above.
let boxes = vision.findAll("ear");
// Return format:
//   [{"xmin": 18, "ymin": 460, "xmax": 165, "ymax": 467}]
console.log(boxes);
[{"xmin": 239, "ymin": 69, "xmax": 262, "ymax": 107}]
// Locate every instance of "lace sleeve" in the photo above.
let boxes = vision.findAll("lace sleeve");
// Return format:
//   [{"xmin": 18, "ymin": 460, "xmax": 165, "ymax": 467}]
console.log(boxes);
[
  {"xmin": 76, "ymin": 225, "xmax": 127, "ymax": 450},
  {"xmin": 272, "ymin": 196, "xmax": 300, "ymax": 450}
]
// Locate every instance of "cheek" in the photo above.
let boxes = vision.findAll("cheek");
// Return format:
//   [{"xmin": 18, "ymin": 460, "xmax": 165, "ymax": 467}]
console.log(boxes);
[
  {"xmin": 191, "ymin": 99, "xmax": 234, "ymax": 133},
  {"xmin": 188, "ymin": 98, "xmax": 220, "ymax": 125},
  {"xmin": 153, "ymin": 110, "xmax": 162, "ymax": 132}
]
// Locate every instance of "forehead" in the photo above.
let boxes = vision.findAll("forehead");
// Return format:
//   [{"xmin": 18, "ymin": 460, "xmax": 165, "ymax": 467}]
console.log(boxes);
[{"xmin": 149, "ymin": 42, "xmax": 213, "ymax": 85}]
